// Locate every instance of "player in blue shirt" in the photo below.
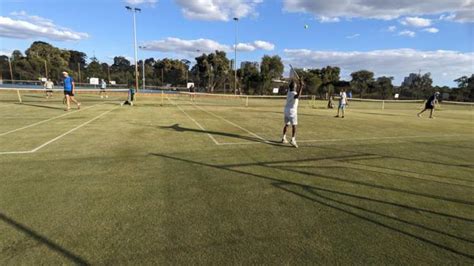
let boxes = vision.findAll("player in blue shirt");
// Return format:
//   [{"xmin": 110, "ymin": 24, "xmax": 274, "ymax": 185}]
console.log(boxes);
[{"xmin": 62, "ymin": 71, "xmax": 81, "ymax": 111}]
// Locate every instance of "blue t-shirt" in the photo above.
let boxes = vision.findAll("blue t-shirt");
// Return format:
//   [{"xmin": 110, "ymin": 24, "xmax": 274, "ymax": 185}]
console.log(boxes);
[{"xmin": 64, "ymin": 76, "xmax": 74, "ymax": 91}]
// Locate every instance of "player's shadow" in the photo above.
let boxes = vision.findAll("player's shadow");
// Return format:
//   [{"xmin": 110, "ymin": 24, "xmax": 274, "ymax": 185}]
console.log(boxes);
[
  {"xmin": 0, "ymin": 212, "xmax": 89, "ymax": 265},
  {"xmin": 160, "ymin": 124, "xmax": 287, "ymax": 146},
  {"xmin": 148, "ymin": 152, "xmax": 474, "ymax": 259},
  {"xmin": 16, "ymin": 103, "xmax": 65, "ymax": 110}
]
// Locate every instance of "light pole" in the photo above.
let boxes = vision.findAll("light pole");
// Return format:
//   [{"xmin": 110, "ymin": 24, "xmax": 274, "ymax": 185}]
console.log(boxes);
[
  {"xmin": 233, "ymin": 17, "xmax": 239, "ymax": 95},
  {"xmin": 139, "ymin": 46, "xmax": 146, "ymax": 90},
  {"xmin": 126, "ymin": 6, "xmax": 141, "ymax": 93}
]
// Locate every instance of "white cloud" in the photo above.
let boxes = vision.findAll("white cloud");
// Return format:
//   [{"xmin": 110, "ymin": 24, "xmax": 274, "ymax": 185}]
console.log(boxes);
[
  {"xmin": 283, "ymin": 48, "xmax": 474, "ymax": 86},
  {"xmin": 253, "ymin": 40, "xmax": 275, "ymax": 50},
  {"xmin": 0, "ymin": 11, "xmax": 89, "ymax": 41},
  {"xmin": 141, "ymin": 37, "xmax": 274, "ymax": 56},
  {"xmin": 319, "ymin": 16, "xmax": 340, "ymax": 23},
  {"xmin": 283, "ymin": 0, "xmax": 474, "ymax": 22},
  {"xmin": 387, "ymin": 26, "xmax": 397, "ymax": 32},
  {"xmin": 423, "ymin": 27, "xmax": 440, "ymax": 33},
  {"xmin": 175, "ymin": 0, "xmax": 263, "ymax": 21},
  {"xmin": 124, "ymin": 0, "xmax": 157, "ymax": 5},
  {"xmin": 235, "ymin": 43, "xmax": 256, "ymax": 52},
  {"xmin": 346, "ymin": 33, "xmax": 360, "ymax": 39},
  {"xmin": 141, "ymin": 37, "xmax": 229, "ymax": 55},
  {"xmin": 400, "ymin": 17, "xmax": 432, "ymax": 27},
  {"xmin": 398, "ymin": 30, "xmax": 416, "ymax": 37}
]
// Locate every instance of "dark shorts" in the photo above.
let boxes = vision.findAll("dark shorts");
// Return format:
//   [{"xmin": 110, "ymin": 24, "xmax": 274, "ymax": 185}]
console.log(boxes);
[
  {"xmin": 46, "ymin": 89, "xmax": 53, "ymax": 92},
  {"xmin": 64, "ymin": 91, "xmax": 74, "ymax": 96},
  {"xmin": 100, "ymin": 88, "xmax": 106, "ymax": 92},
  {"xmin": 425, "ymin": 103, "xmax": 434, "ymax": 109}
]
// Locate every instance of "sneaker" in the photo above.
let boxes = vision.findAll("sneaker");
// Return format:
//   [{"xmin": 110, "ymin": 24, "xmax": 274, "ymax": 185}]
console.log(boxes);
[
  {"xmin": 341, "ymin": 116, "xmax": 345, "ymax": 118},
  {"xmin": 282, "ymin": 137, "xmax": 289, "ymax": 144},
  {"xmin": 290, "ymin": 139, "xmax": 299, "ymax": 148},
  {"xmin": 77, "ymin": 103, "xmax": 81, "ymax": 110},
  {"xmin": 106, "ymin": 95, "xmax": 108, "ymax": 99},
  {"xmin": 101, "ymin": 96, "xmax": 104, "ymax": 99},
  {"xmin": 417, "ymin": 113, "xmax": 422, "ymax": 118},
  {"xmin": 335, "ymin": 115, "xmax": 339, "ymax": 118}
]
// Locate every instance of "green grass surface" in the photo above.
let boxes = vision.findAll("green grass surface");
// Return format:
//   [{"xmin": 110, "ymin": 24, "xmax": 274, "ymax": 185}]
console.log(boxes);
[{"xmin": 1, "ymin": 91, "xmax": 473, "ymax": 264}]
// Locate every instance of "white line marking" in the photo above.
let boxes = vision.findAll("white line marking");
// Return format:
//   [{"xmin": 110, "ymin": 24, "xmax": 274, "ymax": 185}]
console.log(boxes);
[
  {"xmin": 0, "ymin": 103, "xmax": 101, "ymax": 137},
  {"xmin": 192, "ymin": 104, "xmax": 269, "ymax": 143},
  {"xmin": 166, "ymin": 97, "xmax": 219, "ymax": 145},
  {"xmin": 0, "ymin": 107, "xmax": 118, "ymax": 155},
  {"xmin": 218, "ymin": 134, "xmax": 472, "ymax": 146}
]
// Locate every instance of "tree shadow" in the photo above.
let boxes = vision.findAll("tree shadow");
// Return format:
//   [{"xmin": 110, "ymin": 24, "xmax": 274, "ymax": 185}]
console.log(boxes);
[
  {"xmin": 322, "ymin": 145, "xmax": 474, "ymax": 174},
  {"xmin": 0, "ymin": 212, "xmax": 89, "ymax": 265},
  {"xmin": 148, "ymin": 152, "xmax": 474, "ymax": 259}
]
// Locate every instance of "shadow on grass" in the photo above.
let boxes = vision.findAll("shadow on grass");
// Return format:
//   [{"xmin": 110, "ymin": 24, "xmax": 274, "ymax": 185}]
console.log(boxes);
[
  {"xmin": 149, "ymin": 152, "xmax": 474, "ymax": 260},
  {"xmin": 160, "ymin": 124, "xmax": 287, "ymax": 147},
  {"xmin": 322, "ymin": 145, "xmax": 474, "ymax": 178},
  {"xmin": 0, "ymin": 213, "xmax": 89, "ymax": 265},
  {"xmin": 15, "ymin": 103, "xmax": 65, "ymax": 110}
]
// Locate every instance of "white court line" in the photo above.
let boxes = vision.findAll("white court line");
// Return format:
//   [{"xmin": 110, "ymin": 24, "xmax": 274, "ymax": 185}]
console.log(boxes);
[
  {"xmin": 192, "ymin": 104, "xmax": 269, "ymax": 144},
  {"xmin": 166, "ymin": 97, "xmax": 220, "ymax": 145},
  {"xmin": 0, "ymin": 103, "xmax": 102, "ymax": 137},
  {"xmin": 0, "ymin": 106, "xmax": 118, "ymax": 155},
  {"xmin": 218, "ymin": 134, "xmax": 473, "ymax": 146}
]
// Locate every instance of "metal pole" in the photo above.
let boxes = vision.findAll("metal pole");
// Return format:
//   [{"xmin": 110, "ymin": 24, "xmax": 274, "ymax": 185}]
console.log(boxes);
[
  {"xmin": 8, "ymin": 56, "xmax": 13, "ymax": 81},
  {"xmin": 132, "ymin": 10, "xmax": 139, "ymax": 93},
  {"xmin": 142, "ymin": 59, "xmax": 145, "ymax": 90},
  {"xmin": 234, "ymin": 17, "xmax": 238, "ymax": 95},
  {"xmin": 107, "ymin": 66, "xmax": 111, "ymax": 82}
]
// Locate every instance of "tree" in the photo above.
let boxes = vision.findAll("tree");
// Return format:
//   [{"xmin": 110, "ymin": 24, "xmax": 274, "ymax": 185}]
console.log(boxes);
[
  {"xmin": 260, "ymin": 55, "xmax": 284, "ymax": 94},
  {"xmin": 316, "ymin": 66, "xmax": 340, "ymax": 99},
  {"xmin": 351, "ymin": 70, "xmax": 374, "ymax": 98},
  {"xmin": 239, "ymin": 62, "xmax": 260, "ymax": 94},
  {"xmin": 86, "ymin": 57, "xmax": 104, "ymax": 79},
  {"xmin": 454, "ymin": 74, "xmax": 474, "ymax": 101},
  {"xmin": 374, "ymin": 76, "xmax": 394, "ymax": 99},
  {"xmin": 191, "ymin": 51, "xmax": 231, "ymax": 92},
  {"xmin": 401, "ymin": 72, "xmax": 433, "ymax": 99}
]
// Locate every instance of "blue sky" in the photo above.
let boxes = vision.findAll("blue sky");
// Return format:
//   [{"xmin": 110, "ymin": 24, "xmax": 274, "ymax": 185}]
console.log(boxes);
[{"xmin": 0, "ymin": 0, "xmax": 473, "ymax": 86}]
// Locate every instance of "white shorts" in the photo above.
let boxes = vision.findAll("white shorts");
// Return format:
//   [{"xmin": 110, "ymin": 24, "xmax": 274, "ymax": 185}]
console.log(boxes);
[{"xmin": 284, "ymin": 112, "xmax": 298, "ymax": 126}]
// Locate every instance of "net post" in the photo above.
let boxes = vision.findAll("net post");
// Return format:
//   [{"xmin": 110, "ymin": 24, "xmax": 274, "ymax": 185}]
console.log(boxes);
[
  {"xmin": 16, "ymin": 90, "xmax": 22, "ymax": 103},
  {"xmin": 382, "ymin": 100, "xmax": 385, "ymax": 110},
  {"xmin": 161, "ymin": 90, "xmax": 164, "ymax": 106},
  {"xmin": 246, "ymin": 96, "xmax": 249, "ymax": 107}
]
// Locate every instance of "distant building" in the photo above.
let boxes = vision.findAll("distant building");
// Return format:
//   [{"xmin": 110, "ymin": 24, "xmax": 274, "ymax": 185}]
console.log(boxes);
[{"xmin": 241, "ymin": 61, "xmax": 259, "ymax": 69}]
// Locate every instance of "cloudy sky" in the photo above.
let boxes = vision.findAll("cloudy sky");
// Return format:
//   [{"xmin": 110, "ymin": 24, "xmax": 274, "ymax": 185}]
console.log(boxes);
[{"xmin": 0, "ymin": 0, "xmax": 473, "ymax": 86}]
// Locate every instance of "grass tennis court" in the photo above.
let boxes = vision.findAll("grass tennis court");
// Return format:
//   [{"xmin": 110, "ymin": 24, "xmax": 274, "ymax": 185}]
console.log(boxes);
[{"xmin": 1, "ymin": 90, "xmax": 473, "ymax": 264}]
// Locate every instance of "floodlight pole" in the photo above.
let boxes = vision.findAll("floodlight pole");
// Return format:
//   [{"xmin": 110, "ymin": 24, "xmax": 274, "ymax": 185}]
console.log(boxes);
[
  {"xmin": 139, "ymin": 46, "xmax": 146, "ymax": 90},
  {"xmin": 233, "ymin": 17, "xmax": 239, "ymax": 95},
  {"xmin": 126, "ymin": 6, "xmax": 141, "ymax": 94}
]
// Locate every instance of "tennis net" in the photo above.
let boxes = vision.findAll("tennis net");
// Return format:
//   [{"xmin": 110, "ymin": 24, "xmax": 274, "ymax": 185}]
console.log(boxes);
[{"xmin": 0, "ymin": 88, "xmax": 129, "ymax": 105}]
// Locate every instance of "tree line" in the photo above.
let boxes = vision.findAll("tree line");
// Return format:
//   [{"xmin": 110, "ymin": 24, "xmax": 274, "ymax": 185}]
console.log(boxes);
[{"xmin": 1, "ymin": 41, "xmax": 472, "ymax": 101}]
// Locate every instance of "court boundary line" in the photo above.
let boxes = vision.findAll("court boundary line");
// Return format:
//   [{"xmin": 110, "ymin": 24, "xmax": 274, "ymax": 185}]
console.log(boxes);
[
  {"xmin": 192, "ymin": 103, "xmax": 269, "ymax": 144},
  {"xmin": 0, "ymin": 103, "xmax": 102, "ymax": 137},
  {"xmin": 0, "ymin": 106, "xmax": 119, "ymax": 155},
  {"xmin": 217, "ymin": 134, "xmax": 473, "ymax": 146},
  {"xmin": 167, "ymin": 97, "xmax": 219, "ymax": 145}
]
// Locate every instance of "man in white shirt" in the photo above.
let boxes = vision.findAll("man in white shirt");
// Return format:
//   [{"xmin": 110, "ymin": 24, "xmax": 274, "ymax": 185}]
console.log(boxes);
[
  {"xmin": 335, "ymin": 88, "xmax": 348, "ymax": 118},
  {"xmin": 44, "ymin": 79, "xmax": 54, "ymax": 99},
  {"xmin": 100, "ymin": 79, "xmax": 108, "ymax": 99},
  {"xmin": 282, "ymin": 79, "xmax": 304, "ymax": 148}
]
